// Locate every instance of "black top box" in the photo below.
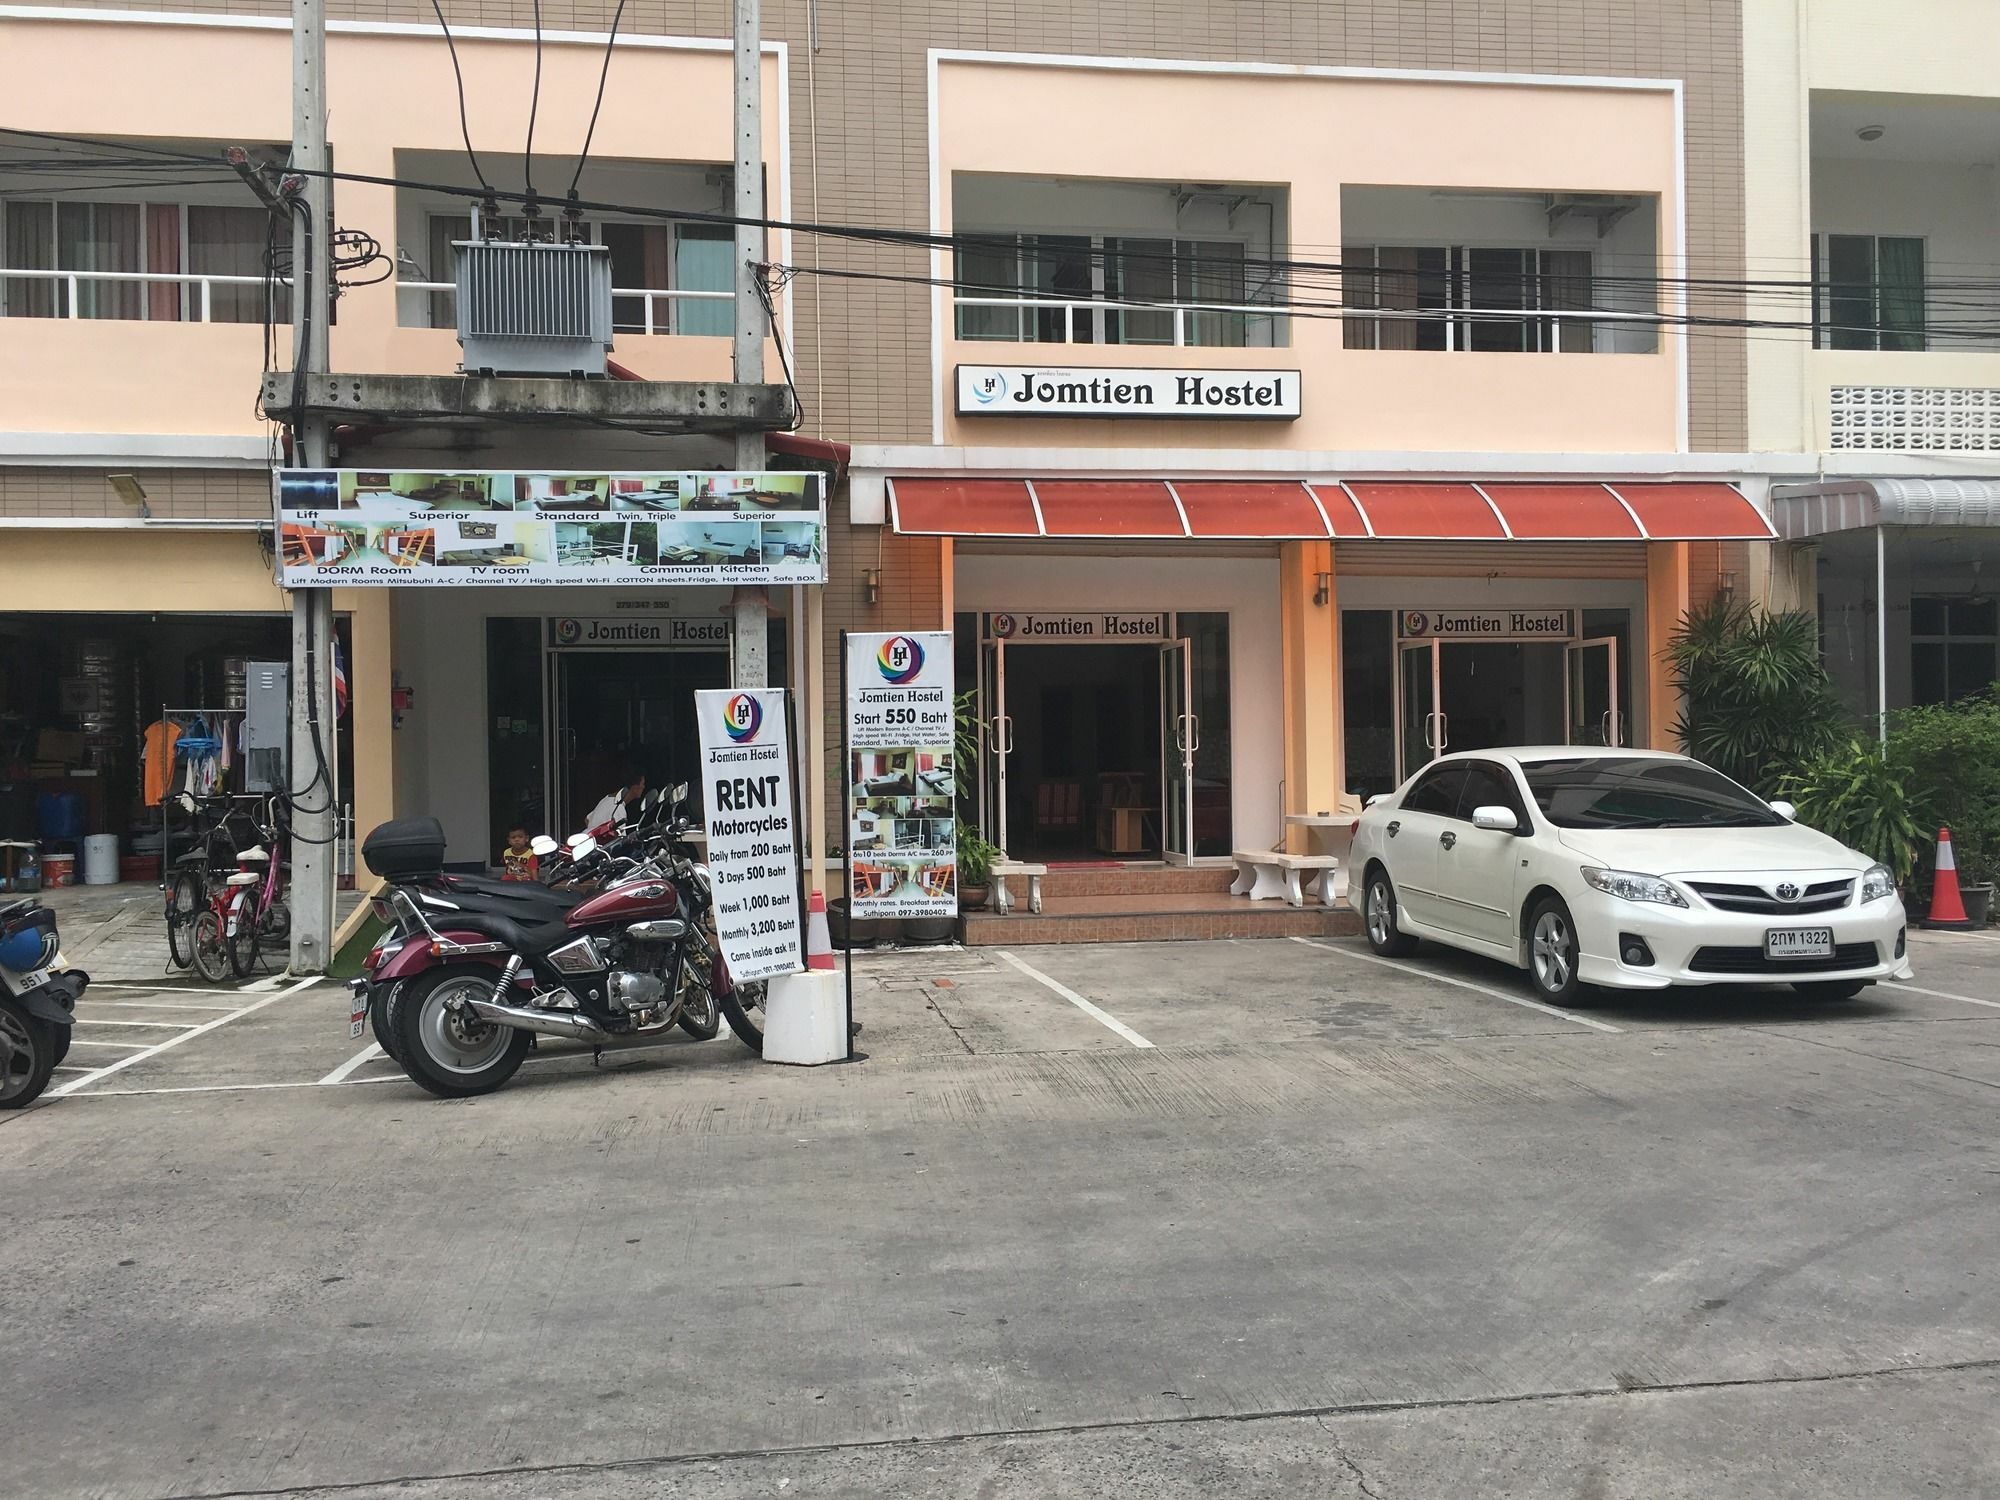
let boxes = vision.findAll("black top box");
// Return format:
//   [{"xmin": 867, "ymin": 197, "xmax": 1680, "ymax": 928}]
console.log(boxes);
[{"xmin": 362, "ymin": 816, "xmax": 446, "ymax": 880}]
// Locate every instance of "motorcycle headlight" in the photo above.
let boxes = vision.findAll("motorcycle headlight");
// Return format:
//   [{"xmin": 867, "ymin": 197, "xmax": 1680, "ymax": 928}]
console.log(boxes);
[
  {"xmin": 1859, "ymin": 864, "xmax": 1896, "ymax": 903},
  {"xmin": 1581, "ymin": 867, "xmax": 1688, "ymax": 907}
]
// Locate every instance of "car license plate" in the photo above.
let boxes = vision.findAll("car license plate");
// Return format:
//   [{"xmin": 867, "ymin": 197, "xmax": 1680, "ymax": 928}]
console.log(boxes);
[{"xmin": 1766, "ymin": 927, "xmax": 1834, "ymax": 959}]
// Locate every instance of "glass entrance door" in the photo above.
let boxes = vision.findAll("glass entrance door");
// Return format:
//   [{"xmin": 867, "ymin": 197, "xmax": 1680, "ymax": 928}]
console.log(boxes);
[
  {"xmin": 1397, "ymin": 638, "xmax": 1443, "ymax": 782},
  {"xmin": 1565, "ymin": 636, "xmax": 1621, "ymax": 746},
  {"xmin": 979, "ymin": 640, "xmax": 1011, "ymax": 853},
  {"xmin": 1159, "ymin": 639, "xmax": 1196, "ymax": 862}
]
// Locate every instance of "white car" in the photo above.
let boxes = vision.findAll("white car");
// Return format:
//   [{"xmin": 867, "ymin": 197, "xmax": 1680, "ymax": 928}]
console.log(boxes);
[{"xmin": 1347, "ymin": 748, "xmax": 1913, "ymax": 1006}]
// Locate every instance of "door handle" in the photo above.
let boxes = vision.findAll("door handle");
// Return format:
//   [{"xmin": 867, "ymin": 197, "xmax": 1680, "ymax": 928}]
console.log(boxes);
[
  {"xmin": 1439, "ymin": 830, "xmax": 1457, "ymax": 850},
  {"xmin": 1386, "ymin": 820, "xmax": 1401, "ymax": 838}
]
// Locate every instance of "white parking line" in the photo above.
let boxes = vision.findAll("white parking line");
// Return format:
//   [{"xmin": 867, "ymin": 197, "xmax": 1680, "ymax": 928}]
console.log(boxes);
[
  {"xmin": 993, "ymin": 950, "xmax": 1155, "ymax": 1048},
  {"xmin": 80, "ymin": 999, "xmax": 242, "ymax": 1012},
  {"xmin": 1880, "ymin": 981, "xmax": 2000, "ymax": 1012},
  {"xmin": 65, "ymin": 1037, "xmax": 154, "ymax": 1049},
  {"xmin": 1289, "ymin": 936, "xmax": 1623, "ymax": 1033},
  {"xmin": 53, "ymin": 1075, "xmax": 408, "ymax": 1098},
  {"xmin": 49, "ymin": 977, "xmax": 321, "ymax": 1098},
  {"xmin": 317, "ymin": 1043, "xmax": 383, "ymax": 1086},
  {"xmin": 73, "ymin": 1017, "xmax": 201, "ymax": 1030}
]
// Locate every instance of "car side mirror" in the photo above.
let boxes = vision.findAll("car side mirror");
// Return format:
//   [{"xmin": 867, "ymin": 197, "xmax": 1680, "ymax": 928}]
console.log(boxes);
[
  {"xmin": 1768, "ymin": 800, "xmax": 1797, "ymax": 821},
  {"xmin": 1365, "ymin": 793, "xmax": 1390, "ymax": 808},
  {"xmin": 1470, "ymin": 805, "xmax": 1519, "ymax": 832}
]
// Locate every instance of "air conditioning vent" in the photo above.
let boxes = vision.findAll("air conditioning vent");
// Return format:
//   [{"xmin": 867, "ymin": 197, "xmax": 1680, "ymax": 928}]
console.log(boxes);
[{"xmin": 453, "ymin": 240, "xmax": 613, "ymax": 377}]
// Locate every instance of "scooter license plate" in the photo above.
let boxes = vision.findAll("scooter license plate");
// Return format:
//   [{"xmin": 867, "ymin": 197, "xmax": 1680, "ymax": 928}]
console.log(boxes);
[
  {"xmin": 17, "ymin": 967, "xmax": 51, "ymax": 993},
  {"xmin": 1765, "ymin": 927, "xmax": 1834, "ymax": 959},
  {"xmin": 348, "ymin": 992, "xmax": 367, "ymax": 1040}
]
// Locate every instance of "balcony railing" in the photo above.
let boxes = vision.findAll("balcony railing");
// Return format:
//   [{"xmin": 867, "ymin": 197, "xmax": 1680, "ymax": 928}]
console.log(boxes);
[
  {"xmin": 398, "ymin": 280, "xmax": 733, "ymax": 336},
  {"xmin": 953, "ymin": 294, "xmax": 1660, "ymax": 350},
  {"xmin": 0, "ymin": 266, "xmax": 279, "ymax": 323}
]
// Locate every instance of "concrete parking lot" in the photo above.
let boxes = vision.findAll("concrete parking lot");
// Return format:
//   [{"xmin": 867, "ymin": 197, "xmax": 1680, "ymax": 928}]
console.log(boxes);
[{"xmin": 4, "ymin": 927, "xmax": 1999, "ymax": 1497}]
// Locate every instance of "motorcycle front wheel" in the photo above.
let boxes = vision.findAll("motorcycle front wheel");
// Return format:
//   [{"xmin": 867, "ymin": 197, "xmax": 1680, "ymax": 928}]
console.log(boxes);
[
  {"xmin": 392, "ymin": 967, "xmax": 530, "ymax": 1099},
  {"xmin": 0, "ymin": 998, "xmax": 56, "ymax": 1109}
]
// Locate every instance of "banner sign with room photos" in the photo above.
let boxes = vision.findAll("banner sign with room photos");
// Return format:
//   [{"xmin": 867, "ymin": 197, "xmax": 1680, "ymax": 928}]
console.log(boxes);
[
  {"xmin": 273, "ymin": 468, "xmax": 826, "ymax": 588},
  {"xmin": 845, "ymin": 632, "xmax": 957, "ymax": 920}
]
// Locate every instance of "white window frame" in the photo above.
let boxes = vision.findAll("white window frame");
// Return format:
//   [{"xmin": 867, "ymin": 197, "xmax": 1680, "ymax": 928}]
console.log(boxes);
[{"xmin": 1343, "ymin": 241, "xmax": 1609, "ymax": 353}]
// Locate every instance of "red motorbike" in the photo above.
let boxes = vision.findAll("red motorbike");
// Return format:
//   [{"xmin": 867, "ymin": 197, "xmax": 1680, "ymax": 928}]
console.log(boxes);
[{"xmin": 356, "ymin": 809, "xmax": 762, "ymax": 1097}]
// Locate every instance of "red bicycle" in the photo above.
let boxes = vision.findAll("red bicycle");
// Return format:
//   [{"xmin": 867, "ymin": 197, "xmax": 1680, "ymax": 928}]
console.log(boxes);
[{"xmin": 224, "ymin": 798, "xmax": 289, "ymax": 979}]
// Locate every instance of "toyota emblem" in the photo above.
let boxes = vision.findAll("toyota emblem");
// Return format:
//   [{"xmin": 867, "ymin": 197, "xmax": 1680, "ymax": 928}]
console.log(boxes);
[{"xmin": 1775, "ymin": 882, "xmax": 1800, "ymax": 901}]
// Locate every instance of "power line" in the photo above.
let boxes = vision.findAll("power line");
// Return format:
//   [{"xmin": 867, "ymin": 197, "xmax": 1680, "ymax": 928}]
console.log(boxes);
[
  {"xmin": 425, "ymin": 0, "xmax": 492, "ymax": 195},
  {"xmin": 567, "ymin": 0, "xmax": 629, "ymax": 199},
  {"xmin": 522, "ymin": 0, "xmax": 543, "ymax": 210}
]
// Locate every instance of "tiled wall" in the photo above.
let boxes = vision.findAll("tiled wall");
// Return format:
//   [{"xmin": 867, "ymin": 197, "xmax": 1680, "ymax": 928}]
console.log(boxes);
[
  {"xmin": 0, "ymin": 467, "xmax": 272, "ymax": 520},
  {"xmin": 34, "ymin": 0, "xmax": 1749, "ymax": 453}
]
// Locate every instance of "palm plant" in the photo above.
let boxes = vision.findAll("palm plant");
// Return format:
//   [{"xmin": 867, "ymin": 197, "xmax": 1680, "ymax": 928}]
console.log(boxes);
[
  {"xmin": 1669, "ymin": 600, "xmax": 1848, "ymax": 795},
  {"xmin": 1779, "ymin": 739, "xmax": 1927, "ymax": 883}
]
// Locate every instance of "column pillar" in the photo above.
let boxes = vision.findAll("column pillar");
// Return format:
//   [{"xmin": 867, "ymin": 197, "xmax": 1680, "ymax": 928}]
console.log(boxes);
[
  {"xmin": 1279, "ymin": 540, "xmax": 1341, "ymax": 852},
  {"xmin": 1645, "ymin": 541, "xmax": 1691, "ymax": 751}
]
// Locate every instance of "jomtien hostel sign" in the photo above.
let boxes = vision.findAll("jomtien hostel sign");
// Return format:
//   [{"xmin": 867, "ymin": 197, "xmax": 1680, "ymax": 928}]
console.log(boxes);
[
  {"xmin": 1399, "ymin": 610, "xmax": 1575, "ymax": 641},
  {"xmin": 956, "ymin": 365, "xmax": 1301, "ymax": 419}
]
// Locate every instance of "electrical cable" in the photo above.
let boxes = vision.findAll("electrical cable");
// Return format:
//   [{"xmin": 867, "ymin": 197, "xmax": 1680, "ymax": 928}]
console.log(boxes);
[
  {"xmin": 426, "ymin": 0, "xmax": 492, "ymax": 194},
  {"xmin": 753, "ymin": 267, "xmax": 805, "ymax": 430},
  {"xmin": 567, "ymin": 0, "xmax": 628, "ymax": 198},
  {"xmin": 522, "ymin": 0, "xmax": 543, "ymax": 215}
]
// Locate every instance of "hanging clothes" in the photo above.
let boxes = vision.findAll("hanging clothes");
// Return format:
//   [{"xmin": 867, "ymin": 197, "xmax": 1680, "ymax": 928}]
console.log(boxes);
[{"xmin": 142, "ymin": 719, "xmax": 182, "ymax": 806}]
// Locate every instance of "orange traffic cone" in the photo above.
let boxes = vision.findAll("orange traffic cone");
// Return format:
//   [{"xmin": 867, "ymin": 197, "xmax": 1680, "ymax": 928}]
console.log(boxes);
[
  {"xmin": 1924, "ymin": 827, "xmax": 1974, "ymax": 930},
  {"xmin": 805, "ymin": 887, "xmax": 836, "ymax": 970}
]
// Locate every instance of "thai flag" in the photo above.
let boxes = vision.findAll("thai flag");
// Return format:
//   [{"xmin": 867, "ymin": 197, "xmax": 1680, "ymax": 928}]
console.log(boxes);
[{"xmin": 332, "ymin": 639, "xmax": 349, "ymax": 721}]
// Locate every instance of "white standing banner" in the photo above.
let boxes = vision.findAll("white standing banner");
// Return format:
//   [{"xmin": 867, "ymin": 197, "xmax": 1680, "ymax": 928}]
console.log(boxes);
[
  {"xmin": 693, "ymin": 688, "xmax": 804, "ymax": 983},
  {"xmin": 845, "ymin": 632, "xmax": 956, "ymax": 919}
]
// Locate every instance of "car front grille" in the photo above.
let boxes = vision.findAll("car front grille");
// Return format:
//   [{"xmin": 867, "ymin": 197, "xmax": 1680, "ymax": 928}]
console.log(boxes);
[
  {"xmin": 1687, "ymin": 878, "xmax": 1853, "ymax": 915},
  {"xmin": 1688, "ymin": 941, "xmax": 1878, "ymax": 976}
]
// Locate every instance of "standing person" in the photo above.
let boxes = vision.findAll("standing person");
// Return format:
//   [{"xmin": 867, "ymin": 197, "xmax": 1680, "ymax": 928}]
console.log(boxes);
[{"xmin": 587, "ymin": 768, "xmax": 647, "ymax": 831}]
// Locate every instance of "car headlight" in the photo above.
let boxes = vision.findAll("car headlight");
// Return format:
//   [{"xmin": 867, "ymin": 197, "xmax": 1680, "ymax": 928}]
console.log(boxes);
[
  {"xmin": 1859, "ymin": 863, "xmax": 1896, "ymax": 903},
  {"xmin": 1580, "ymin": 867, "xmax": 1688, "ymax": 907}
]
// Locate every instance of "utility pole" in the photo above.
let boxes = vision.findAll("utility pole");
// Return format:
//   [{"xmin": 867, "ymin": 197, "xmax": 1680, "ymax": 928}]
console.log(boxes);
[
  {"xmin": 287, "ymin": 0, "xmax": 337, "ymax": 972},
  {"xmin": 730, "ymin": 0, "xmax": 769, "ymax": 689}
]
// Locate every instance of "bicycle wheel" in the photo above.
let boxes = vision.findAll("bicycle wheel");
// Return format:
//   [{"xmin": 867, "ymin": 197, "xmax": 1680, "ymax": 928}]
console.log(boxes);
[
  {"xmin": 227, "ymin": 898, "xmax": 262, "ymax": 979},
  {"xmin": 166, "ymin": 868, "xmax": 203, "ymax": 969},
  {"xmin": 191, "ymin": 910, "xmax": 231, "ymax": 984}
]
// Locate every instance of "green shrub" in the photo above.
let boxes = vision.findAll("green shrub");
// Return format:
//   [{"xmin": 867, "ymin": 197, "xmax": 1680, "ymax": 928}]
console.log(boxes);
[
  {"xmin": 1669, "ymin": 600, "xmax": 1849, "ymax": 795},
  {"xmin": 1778, "ymin": 739, "xmax": 1926, "ymax": 883},
  {"xmin": 1886, "ymin": 691, "xmax": 2000, "ymax": 892},
  {"xmin": 956, "ymin": 826, "xmax": 1002, "ymax": 888}
]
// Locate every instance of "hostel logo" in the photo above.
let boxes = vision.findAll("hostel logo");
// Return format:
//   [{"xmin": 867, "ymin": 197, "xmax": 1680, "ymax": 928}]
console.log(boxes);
[
  {"xmin": 722, "ymin": 693, "xmax": 764, "ymax": 742},
  {"xmin": 877, "ymin": 635, "xmax": 925, "ymax": 684},
  {"xmin": 991, "ymin": 613, "xmax": 1018, "ymax": 639},
  {"xmin": 554, "ymin": 618, "xmax": 584, "ymax": 645},
  {"xmin": 1401, "ymin": 611, "xmax": 1430, "ymax": 638},
  {"xmin": 970, "ymin": 371, "xmax": 1005, "ymax": 405}
]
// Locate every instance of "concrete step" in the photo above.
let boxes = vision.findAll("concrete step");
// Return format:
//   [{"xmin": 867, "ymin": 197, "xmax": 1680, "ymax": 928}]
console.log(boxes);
[
  {"xmin": 1025, "ymin": 864, "xmax": 1239, "ymax": 899},
  {"xmin": 964, "ymin": 892, "xmax": 1359, "ymax": 946}
]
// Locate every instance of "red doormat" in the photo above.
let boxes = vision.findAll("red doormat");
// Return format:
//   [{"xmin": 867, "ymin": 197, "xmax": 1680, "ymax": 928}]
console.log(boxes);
[{"xmin": 1045, "ymin": 860, "xmax": 1125, "ymax": 869}]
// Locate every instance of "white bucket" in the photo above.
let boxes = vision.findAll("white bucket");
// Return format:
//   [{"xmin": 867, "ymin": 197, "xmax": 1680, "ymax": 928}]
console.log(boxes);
[{"xmin": 81, "ymin": 833, "xmax": 121, "ymax": 885}]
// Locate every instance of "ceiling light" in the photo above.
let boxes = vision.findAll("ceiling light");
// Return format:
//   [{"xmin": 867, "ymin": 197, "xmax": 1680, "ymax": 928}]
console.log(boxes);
[{"xmin": 1856, "ymin": 124, "xmax": 1886, "ymax": 142}]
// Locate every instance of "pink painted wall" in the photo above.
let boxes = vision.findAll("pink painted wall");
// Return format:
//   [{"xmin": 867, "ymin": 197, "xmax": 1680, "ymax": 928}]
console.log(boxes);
[
  {"xmin": 0, "ymin": 17, "xmax": 777, "ymax": 437},
  {"xmin": 937, "ymin": 61, "xmax": 1683, "ymax": 453}
]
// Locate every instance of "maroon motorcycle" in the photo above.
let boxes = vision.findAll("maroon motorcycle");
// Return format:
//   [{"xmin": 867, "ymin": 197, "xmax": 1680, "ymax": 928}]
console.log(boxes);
[{"xmin": 357, "ymin": 814, "xmax": 759, "ymax": 1098}]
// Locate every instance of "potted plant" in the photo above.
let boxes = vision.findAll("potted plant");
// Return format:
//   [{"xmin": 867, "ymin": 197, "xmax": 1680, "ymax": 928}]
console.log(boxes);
[{"xmin": 957, "ymin": 825, "xmax": 1001, "ymax": 911}]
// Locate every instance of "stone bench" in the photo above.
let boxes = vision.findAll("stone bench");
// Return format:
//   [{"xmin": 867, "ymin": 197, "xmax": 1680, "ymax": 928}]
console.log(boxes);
[
  {"xmin": 1231, "ymin": 849, "xmax": 1341, "ymax": 909},
  {"xmin": 991, "ymin": 860, "xmax": 1048, "ymax": 915}
]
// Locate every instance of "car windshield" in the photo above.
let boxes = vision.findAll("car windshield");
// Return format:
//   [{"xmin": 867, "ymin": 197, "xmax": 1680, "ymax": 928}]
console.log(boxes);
[{"xmin": 1521, "ymin": 757, "xmax": 1785, "ymax": 830}]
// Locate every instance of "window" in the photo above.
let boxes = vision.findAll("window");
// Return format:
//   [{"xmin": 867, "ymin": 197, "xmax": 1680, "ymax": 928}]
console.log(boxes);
[
  {"xmin": 1401, "ymin": 763, "xmax": 1468, "ymax": 816},
  {"xmin": 1, "ymin": 199, "xmax": 276, "ymax": 323},
  {"xmin": 1455, "ymin": 761, "xmax": 1525, "ymax": 823},
  {"xmin": 1343, "ymin": 245, "xmax": 1602, "ymax": 353},
  {"xmin": 954, "ymin": 232, "xmax": 1280, "ymax": 347},
  {"xmin": 1521, "ymin": 758, "xmax": 1781, "ymax": 830},
  {"xmin": 1911, "ymin": 595, "xmax": 1997, "ymax": 705},
  {"xmin": 672, "ymin": 223, "xmax": 733, "ymax": 336},
  {"xmin": 1815, "ymin": 234, "xmax": 1925, "ymax": 351}
]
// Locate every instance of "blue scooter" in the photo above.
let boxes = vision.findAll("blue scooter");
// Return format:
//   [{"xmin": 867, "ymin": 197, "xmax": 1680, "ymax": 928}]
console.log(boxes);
[{"xmin": 0, "ymin": 898, "xmax": 87, "ymax": 1108}]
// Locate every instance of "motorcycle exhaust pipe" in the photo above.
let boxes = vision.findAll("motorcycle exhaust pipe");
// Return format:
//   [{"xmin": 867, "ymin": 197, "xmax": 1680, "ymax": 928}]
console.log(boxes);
[{"xmin": 466, "ymin": 995, "xmax": 611, "ymax": 1043}]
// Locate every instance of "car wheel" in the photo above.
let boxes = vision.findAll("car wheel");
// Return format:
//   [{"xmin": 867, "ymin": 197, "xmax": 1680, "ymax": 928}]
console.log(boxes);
[
  {"xmin": 1792, "ymin": 979, "xmax": 1868, "ymax": 1001},
  {"xmin": 1527, "ymin": 894, "xmax": 1593, "ymax": 1007},
  {"xmin": 1363, "ymin": 869, "xmax": 1416, "ymax": 958}
]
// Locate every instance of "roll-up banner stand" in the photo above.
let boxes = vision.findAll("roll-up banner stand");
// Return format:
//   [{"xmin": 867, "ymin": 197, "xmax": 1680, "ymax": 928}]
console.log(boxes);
[{"xmin": 692, "ymin": 688, "xmax": 805, "ymax": 985}]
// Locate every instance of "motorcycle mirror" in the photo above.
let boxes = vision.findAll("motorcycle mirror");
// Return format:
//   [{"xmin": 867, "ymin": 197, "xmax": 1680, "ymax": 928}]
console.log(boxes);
[
  {"xmin": 573, "ymin": 835, "xmax": 599, "ymax": 859},
  {"xmin": 566, "ymin": 832, "xmax": 590, "ymax": 848},
  {"xmin": 671, "ymin": 781, "xmax": 689, "ymax": 803},
  {"xmin": 530, "ymin": 835, "xmax": 559, "ymax": 857}
]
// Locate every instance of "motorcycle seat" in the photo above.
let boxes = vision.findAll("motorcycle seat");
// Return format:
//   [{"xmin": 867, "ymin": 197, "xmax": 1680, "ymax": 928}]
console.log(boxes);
[
  {"xmin": 439, "ymin": 873, "xmax": 584, "ymax": 911},
  {"xmin": 441, "ymin": 908, "xmax": 575, "ymax": 957}
]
